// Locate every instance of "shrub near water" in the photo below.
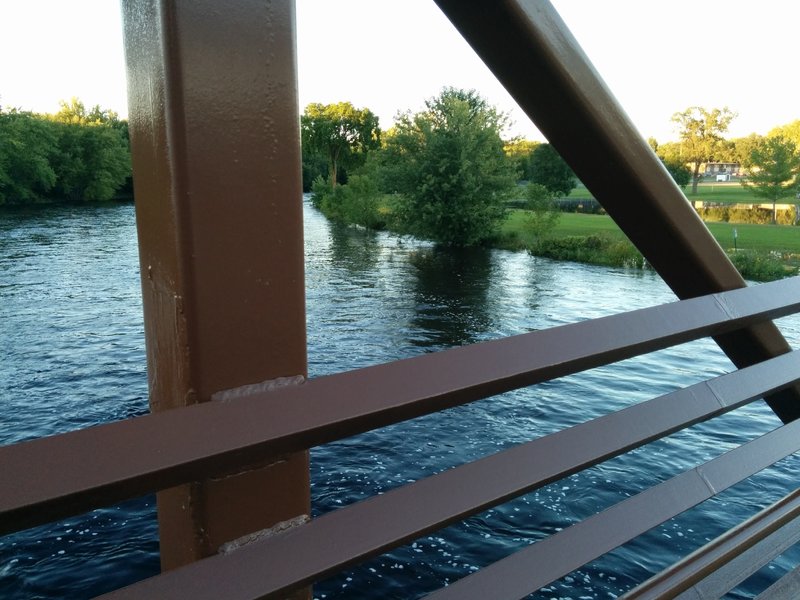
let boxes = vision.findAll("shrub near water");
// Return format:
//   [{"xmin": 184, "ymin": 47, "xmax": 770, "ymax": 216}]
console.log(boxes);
[
  {"xmin": 728, "ymin": 250, "xmax": 792, "ymax": 281},
  {"xmin": 531, "ymin": 234, "xmax": 645, "ymax": 268},
  {"xmin": 528, "ymin": 233, "xmax": 791, "ymax": 281},
  {"xmin": 311, "ymin": 175, "xmax": 389, "ymax": 230}
]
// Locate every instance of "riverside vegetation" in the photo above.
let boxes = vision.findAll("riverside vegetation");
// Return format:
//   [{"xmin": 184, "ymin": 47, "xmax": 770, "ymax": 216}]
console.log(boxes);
[
  {"xmin": 306, "ymin": 90, "xmax": 800, "ymax": 282},
  {"xmin": 4, "ymin": 93, "xmax": 797, "ymax": 280},
  {"xmin": 0, "ymin": 99, "xmax": 131, "ymax": 205}
]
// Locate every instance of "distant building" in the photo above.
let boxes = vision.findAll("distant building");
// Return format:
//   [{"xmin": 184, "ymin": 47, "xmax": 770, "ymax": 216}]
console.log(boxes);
[{"xmin": 701, "ymin": 161, "xmax": 741, "ymax": 178}]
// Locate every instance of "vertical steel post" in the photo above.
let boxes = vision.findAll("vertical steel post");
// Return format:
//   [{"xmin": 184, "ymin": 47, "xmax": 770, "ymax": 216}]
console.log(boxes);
[
  {"xmin": 121, "ymin": 0, "xmax": 310, "ymax": 570},
  {"xmin": 434, "ymin": 0, "xmax": 800, "ymax": 423}
]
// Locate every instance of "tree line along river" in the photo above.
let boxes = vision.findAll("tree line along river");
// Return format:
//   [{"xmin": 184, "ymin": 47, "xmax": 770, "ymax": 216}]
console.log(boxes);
[{"xmin": 1, "ymin": 199, "xmax": 799, "ymax": 599}]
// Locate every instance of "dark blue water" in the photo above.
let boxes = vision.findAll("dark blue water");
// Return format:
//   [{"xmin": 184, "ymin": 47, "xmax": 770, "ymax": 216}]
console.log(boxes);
[{"xmin": 2, "ymin": 201, "xmax": 799, "ymax": 599}]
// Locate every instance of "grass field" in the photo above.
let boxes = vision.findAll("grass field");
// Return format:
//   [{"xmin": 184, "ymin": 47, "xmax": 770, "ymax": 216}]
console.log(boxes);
[
  {"xmin": 683, "ymin": 182, "xmax": 762, "ymax": 204},
  {"xmin": 502, "ymin": 210, "xmax": 800, "ymax": 255},
  {"xmin": 568, "ymin": 180, "xmax": 769, "ymax": 204}
]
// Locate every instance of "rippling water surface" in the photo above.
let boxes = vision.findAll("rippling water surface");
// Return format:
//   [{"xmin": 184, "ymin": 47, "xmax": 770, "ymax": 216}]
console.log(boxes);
[{"xmin": 2, "ymin": 201, "xmax": 799, "ymax": 599}]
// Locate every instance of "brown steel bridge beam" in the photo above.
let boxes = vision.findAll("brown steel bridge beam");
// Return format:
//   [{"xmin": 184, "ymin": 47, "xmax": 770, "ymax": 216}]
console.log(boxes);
[
  {"xmin": 121, "ymin": 0, "xmax": 310, "ymax": 578},
  {"xmin": 434, "ymin": 0, "xmax": 800, "ymax": 423}
]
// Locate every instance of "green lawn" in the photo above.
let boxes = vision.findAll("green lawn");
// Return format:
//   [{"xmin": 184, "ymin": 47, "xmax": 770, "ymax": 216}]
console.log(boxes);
[
  {"xmin": 705, "ymin": 220, "xmax": 800, "ymax": 253},
  {"xmin": 503, "ymin": 210, "xmax": 800, "ymax": 255},
  {"xmin": 683, "ymin": 182, "xmax": 760, "ymax": 204},
  {"xmin": 568, "ymin": 181, "xmax": 766, "ymax": 204}
]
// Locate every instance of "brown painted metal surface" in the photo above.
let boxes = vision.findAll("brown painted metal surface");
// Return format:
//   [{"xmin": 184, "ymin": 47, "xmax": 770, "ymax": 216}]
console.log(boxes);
[
  {"xmin": 427, "ymin": 420, "xmax": 800, "ymax": 600},
  {"xmin": 3, "ymin": 280, "xmax": 800, "ymax": 536},
  {"xmin": 432, "ymin": 0, "xmax": 800, "ymax": 423},
  {"xmin": 96, "ymin": 351, "xmax": 800, "ymax": 600},
  {"xmin": 623, "ymin": 489, "xmax": 800, "ymax": 599},
  {"xmin": 121, "ymin": 0, "xmax": 309, "ymax": 568}
]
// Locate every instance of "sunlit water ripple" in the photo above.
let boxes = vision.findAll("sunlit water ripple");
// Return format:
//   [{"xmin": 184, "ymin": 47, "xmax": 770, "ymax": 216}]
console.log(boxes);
[{"xmin": 2, "ymin": 201, "xmax": 798, "ymax": 599}]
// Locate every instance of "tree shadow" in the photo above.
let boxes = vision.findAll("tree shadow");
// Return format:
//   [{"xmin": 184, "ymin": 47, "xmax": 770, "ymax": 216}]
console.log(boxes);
[{"xmin": 407, "ymin": 246, "xmax": 495, "ymax": 349}]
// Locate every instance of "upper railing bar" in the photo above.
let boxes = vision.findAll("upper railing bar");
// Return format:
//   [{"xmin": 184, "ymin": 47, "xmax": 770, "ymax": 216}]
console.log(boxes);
[
  {"xmin": 97, "ymin": 351, "xmax": 800, "ymax": 600},
  {"xmin": 2, "ymin": 278, "xmax": 800, "ymax": 536},
  {"xmin": 425, "ymin": 419, "xmax": 800, "ymax": 600},
  {"xmin": 622, "ymin": 489, "xmax": 800, "ymax": 599}
]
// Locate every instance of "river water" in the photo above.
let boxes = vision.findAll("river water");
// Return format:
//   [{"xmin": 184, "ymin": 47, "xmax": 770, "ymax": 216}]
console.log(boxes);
[{"xmin": 1, "ymin": 201, "xmax": 799, "ymax": 599}]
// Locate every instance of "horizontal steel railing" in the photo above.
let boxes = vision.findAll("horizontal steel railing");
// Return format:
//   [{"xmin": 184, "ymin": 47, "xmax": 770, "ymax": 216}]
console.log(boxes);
[
  {"xmin": 3, "ymin": 277, "xmax": 800, "ymax": 535},
  {"xmin": 621, "ymin": 488, "xmax": 800, "ymax": 599},
  {"xmin": 1, "ymin": 277, "xmax": 800, "ymax": 599},
  {"xmin": 427, "ymin": 420, "xmax": 800, "ymax": 600},
  {"xmin": 100, "ymin": 351, "xmax": 800, "ymax": 600}
]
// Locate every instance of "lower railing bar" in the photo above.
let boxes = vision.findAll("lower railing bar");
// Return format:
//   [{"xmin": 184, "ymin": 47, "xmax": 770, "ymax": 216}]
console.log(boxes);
[
  {"xmin": 623, "ymin": 489, "xmax": 800, "ymax": 599},
  {"xmin": 424, "ymin": 419, "xmax": 800, "ymax": 600},
  {"xmin": 4, "ymin": 278, "xmax": 800, "ymax": 536},
  {"xmin": 675, "ymin": 513, "xmax": 800, "ymax": 600},
  {"xmin": 755, "ymin": 563, "xmax": 800, "ymax": 600},
  {"xmin": 98, "ymin": 352, "xmax": 800, "ymax": 600}
]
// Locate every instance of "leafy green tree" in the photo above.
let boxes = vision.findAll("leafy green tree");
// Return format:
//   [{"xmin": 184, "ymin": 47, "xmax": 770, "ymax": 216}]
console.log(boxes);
[
  {"xmin": 730, "ymin": 133, "xmax": 764, "ymax": 169},
  {"xmin": 301, "ymin": 102, "xmax": 380, "ymax": 187},
  {"xmin": 381, "ymin": 87, "xmax": 516, "ymax": 246},
  {"xmin": 302, "ymin": 151, "xmax": 328, "ymax": 192},
  {"xmin": 769, "ymin": 120, "xmax": 800, "ymax": 151},
  {"xmin": 311, "ymin": 173, "xmax": 387, "ymax": 230},
  {"xmin": 524, "ymin": 183, "xmax": 560, "ymax": 239},
  {"xmin": 503, "ymin": 138, "xmax": 540, "ymax": 181},
  {"xmin": 0, "ymin": 110, "xmax": 58, "ymax": 205},
  {"xmin": 661, "ymin": 158, "xmax": 691, "ymax": 189},
  {"xmin": 653, "ymin": 140, "xmax": 682, "ymax": 165},
  {"xmin": 672, "ymin": 106, "xmax": 736, "ymax": 193},
  {"xmin": 0, "ymin": 100, "xmax": 130, "ymax": 204},
  {"xmin": 42, "ymin": 98, "xmax": 131, "ymax": 202},
  {"xmin": 528, "ymin": 143, "xmax": 575, "ymax": 196},
  {"xmin": 49, "ymin": 120, "xmax": 130, "ymax": 202},
  {"xmin": 650, "ymin": 139, "xmax": 697, "ymax": 189},
  {"xmin": 740, "ymin": 136, "xmax": 800, "ymax": 224},
  {"xmin": 50, "ymin": 97, "xmax": 122, "ymax": 127}
]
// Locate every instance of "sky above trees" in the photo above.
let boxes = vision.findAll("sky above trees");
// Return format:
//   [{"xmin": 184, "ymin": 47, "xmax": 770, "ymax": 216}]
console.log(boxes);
[{"xmin": 1, "ymin": 0, "xmax": 797, "ymax": 143}]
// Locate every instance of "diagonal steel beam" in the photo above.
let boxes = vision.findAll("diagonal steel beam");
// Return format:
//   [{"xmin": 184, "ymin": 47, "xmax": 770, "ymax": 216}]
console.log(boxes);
[{"xmin": 433, "ymin": 0, "xmax": 800, "ymax": 423}]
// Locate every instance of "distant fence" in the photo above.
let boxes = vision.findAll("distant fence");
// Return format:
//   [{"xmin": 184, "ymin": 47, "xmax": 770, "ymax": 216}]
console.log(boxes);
[
  {"xmin": 507, "ymin": 197, "xmax": 605, "ymax": 214},
  {"xmin": 554, "ymin": 197, "xmax": 604, "ymax": 213}
]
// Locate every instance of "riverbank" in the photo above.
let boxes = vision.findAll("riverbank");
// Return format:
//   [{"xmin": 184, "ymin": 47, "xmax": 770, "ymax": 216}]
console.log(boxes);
[
  {"xmin": 312, "ymin": 192, "xmax": 797, "ymax": 282},
  {"xmin": 498, "ymin": 210, "xmax": 798, "ymax": 281}
]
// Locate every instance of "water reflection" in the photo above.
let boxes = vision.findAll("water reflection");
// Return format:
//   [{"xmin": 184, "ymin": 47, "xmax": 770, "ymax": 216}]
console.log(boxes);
[
  {"xmin": 326, "ymin": 220, "xmax": 382, "ymax": 275},
  {"xmin": 407, "ymin": 246, "xmax": 494, "ymax": 348}
]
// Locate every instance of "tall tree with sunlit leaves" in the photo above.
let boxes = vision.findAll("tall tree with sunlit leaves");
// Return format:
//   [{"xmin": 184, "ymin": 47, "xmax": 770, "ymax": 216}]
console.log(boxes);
[
  {"xmin": 381, "ymin": 88, "xmax": 516, "ymax": 246},
  {"xmin": 45, "ymin": 98, "xmax": 130, "ymax": 202},
  {"xmin": 301, "ymin": 102, "xmax": 380, "ymax": 187},
  {"xmin": 672, "ymin": 106, "xmax": 736, "ymax": 194}
]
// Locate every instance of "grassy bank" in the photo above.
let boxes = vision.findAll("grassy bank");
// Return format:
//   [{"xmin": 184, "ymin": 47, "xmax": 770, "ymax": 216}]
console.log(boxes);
[
  {"xmin": 509, "ymin": 211, "xmax": 800, "ymax": 254},
  {"xmin": 311, "ymin": 189, "xmax": 797, "ymax": 282},
  {"xmin": 498, "ymin": 210, "xmax": 798, "ymax": 281}
]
